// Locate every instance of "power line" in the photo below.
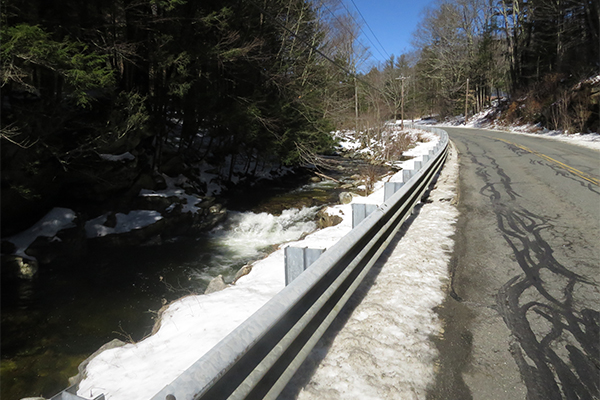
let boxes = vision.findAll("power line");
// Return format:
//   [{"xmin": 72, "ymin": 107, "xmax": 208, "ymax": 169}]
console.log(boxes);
[
  {"xmin": 333, "ymin": 0, "xmax": 389, "ymax": 64},
  {"xmin": 246, "ymin": 0, "xmax": 381, "ymax": 93},
  {"xmin": 348, "ymin": 0, "xmax": 391, "ymax": 61},
  {"xmin": 315, "ymin": 0, "xmax": 372, "ymax": 62}
]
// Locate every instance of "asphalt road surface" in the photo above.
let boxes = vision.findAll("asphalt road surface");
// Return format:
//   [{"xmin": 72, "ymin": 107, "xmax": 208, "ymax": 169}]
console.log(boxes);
[{"xmin": 428, "ymin": 127, "xmax": 600, "ymax": 400}]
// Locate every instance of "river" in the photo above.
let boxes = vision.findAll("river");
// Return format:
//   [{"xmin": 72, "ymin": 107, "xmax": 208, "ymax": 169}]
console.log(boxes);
[{"xmin": 1, "ymin": 159, "xmax": 382, "ymax": 399}]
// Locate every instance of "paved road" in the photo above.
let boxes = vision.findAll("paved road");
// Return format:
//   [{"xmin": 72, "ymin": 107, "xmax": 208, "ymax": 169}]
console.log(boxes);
[{"xmin": 429, "ymin": 127, "xmax": 600, "ymax": 400}]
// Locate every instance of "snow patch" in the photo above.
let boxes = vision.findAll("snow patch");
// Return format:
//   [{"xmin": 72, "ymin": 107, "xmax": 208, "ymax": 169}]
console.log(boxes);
[
  {"xmin": 99, "ymin": 152, "xmax": 135, "ymax": 162},
  {"xmin": 434, "ymin": 108, "xmax": 600, "ymax": 151},
  {"xmin": 5, "ymin": 208, "xmax": 77, "ymax": 259},
  {"xmin": 139, "ymin": 175, "xmax": 202, "ymax": 214},
  {"xmin": 77, "ymin": 129, "xmax": 445, "ymax": 400},
  {"xmin": 285, "ymin": 144, "xmax": 459, "ymax": 400},
  {"xmin": 85, "ymin": 210, "xmax": 163, "ymax": 238}
]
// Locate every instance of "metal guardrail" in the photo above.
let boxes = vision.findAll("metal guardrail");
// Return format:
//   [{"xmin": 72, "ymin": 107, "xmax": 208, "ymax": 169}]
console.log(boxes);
[
  {"xmin": 50, "ymin": 385, "xmax": 105, "ymax": 400},
  {"xmin": 47, "ymin": 125, "xmax": 448, "ymax": 400},
  {"xmin": 146, "ymin": 125, "xmax": 449, "ymax": 400}
]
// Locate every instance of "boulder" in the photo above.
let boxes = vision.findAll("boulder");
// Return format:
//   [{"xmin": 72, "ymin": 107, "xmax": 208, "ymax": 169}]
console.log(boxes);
[
  {"xmin": 233, "ymin": 264, "xmax": 253, "ymax": 283},
  {"xmin": 1, "ymin": 256, "xmax": 38, "ymax": 280},
  {"xmin": 87, "ymin": 212, "xmax": 167, "ymax": 248},
  {"xmin": 19, "ymin": 212, "xmax": 88, "ymax": 266},
  {"xmin": 338, "ymin": 191, "xmax": 353, "ymax": 204},
  {"xmin": 204, "ymin": 274, "xmax": 228, "ymax": 294},
  {"xmin": 316, "ymin": 209, "xmax": 343, "ymax": 229},
  {"xmin": 161, "ymin": 154, "xmax": 187, "ymax": 177}
]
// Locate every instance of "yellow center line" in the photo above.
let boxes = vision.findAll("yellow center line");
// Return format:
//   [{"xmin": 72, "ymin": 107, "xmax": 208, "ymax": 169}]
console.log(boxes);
[{"xmin": 493, "ymin": 137, "xmax": 600, "ymax": 186}]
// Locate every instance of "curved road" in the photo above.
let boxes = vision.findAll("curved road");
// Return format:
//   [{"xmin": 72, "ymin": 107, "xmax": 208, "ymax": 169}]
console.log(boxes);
[{"xmin": 429, "ymin": 127, "xmax": 600, "ymax": 400}]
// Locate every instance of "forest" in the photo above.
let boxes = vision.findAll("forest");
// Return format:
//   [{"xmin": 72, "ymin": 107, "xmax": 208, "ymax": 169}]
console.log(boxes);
[{"xmin": 1, "ymin": 0, "xmax": 599, "ymax": 236}]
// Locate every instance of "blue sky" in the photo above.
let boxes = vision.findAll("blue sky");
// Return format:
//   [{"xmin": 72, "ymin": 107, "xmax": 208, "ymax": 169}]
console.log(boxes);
[{"xmin": 344, "ymin": 0, "xmax": 436, "ymax": 68}]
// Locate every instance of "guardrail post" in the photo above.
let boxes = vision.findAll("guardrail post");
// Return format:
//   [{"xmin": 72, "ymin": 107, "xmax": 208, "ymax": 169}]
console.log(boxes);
[
  {"xmin": 414, "ymin": 160, "xmax": 423, "ymax": 171},
  {"xmin": 285, "ymin": 246, "xmax": 325, "ymax": 285},
  {"xmin": 384, "ymin": 182, "xmax": 404, "ymax": 202},
  {"xmin": 50, "ymin": 386, "xmax": 105, "ymax": 400},
  {"xmin": 402, "ymin": 169, "xmax": 413, "ymax": 182},
  {"xmin": 351, "ymin": 203, "xmax": 378, "ymax": 228}
]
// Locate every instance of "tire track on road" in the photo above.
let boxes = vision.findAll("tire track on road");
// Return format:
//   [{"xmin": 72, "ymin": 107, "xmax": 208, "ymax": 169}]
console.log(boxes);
[{"xmin": 464, "ymin": 142, "xmax": 599, "ymax": 400}]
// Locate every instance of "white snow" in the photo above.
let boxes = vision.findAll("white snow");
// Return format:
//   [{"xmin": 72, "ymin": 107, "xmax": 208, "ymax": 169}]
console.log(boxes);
[
  {"xmin": 283, "ymin": 143, "xmax": 459, "ymax": 400},
  {"xmin": 5, "ymin": 207, "xmax": 77, "ymax": 259},
  {"xmin": 498, "ymin": 127, "xmax": 600, "ymax": 151},
  {"xmin": 99, "ymin": 152, "xmax": 135, "ymax": 162},
  {"xmin": 433, "ymin": 108, "xmax": 600, "ymax": 151},
  {"xmin": 139, "ymin": 175, "xmax": 203, "ymax": 214},
  {"xmin": 85, "ymin": 210, "xmax": 163, "ymax": 238},
  {"xmin": 77, "ymin": 125, "xmax": 452, "ymax": 400},
  {"xmin": 334, "ymin": 127, "xmax": 435, "ymax": 165}
]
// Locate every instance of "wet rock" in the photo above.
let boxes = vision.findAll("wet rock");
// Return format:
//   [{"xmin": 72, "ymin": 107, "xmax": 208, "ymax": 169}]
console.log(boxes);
[
  {"xmin": 204, "ymin": 274, "xmax": 228, "ymax": 294},
  {"xmin": 339, "ymin": 191, "xmax": 353, "ymax": 204},
  {"xmin": 197, "ymin": 197, "xmax": 217, "ymax": 209},
  {"xmin": 24, "ymin": 214, "xmax": 88, "ymax": 265},
  {"xmin": 129, "ymin": 172, "xmax": 158, "ymax": 195},
  {"xmin": 2, "ymin": 256, "xmax": 38, "ymax": 280},
  {"xmin": 161, "ymin": 154, "xmax": 187, "ymax": 177},
  {"xmin": 309, "ymin": 176, "xmax": 322, "ymax": 182},
  {"xmin": 87, "ymin": 212, "xmax": 167, "ymax": 248},
  {"xmin": 135, "ymin": 194, "xmax": 175, "ymax": 213},
  {"xmin": 142, "ymin": 235, "xmax": 163, "ymax": 246},
  {"xmin": 233, "ymin": 264, "xmax": 253, "ymax": 283},
  {"xmin": 316, "ymin": 209, "xmax": 343, "ymax": 229},
  {"xmin": 209, "ymin": 204, "xmax": 225, "ymax": 214}
]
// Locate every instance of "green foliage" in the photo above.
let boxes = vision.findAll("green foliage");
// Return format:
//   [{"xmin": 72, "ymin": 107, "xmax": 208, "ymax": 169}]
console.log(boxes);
[
  {"xmin": 105, "ymin": 92, "xmax": 150, "ymax": 146},
  {"xmin": 1, "ymin": 23, "xmax": 114, "ymax": 107},
  {"xmin": 150, "ymin": 0, "xmax": 187, "ymax": 12}
]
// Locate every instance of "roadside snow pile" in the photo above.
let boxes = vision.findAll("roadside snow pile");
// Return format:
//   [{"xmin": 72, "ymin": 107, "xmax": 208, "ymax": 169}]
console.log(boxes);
[
  {"xmin": 502, "ymin": 127, "xmax": 600, "ymax": 151},
  {"xmin": 283, "ymin": 141, "xmax": 459, "ymax": 400},
  {"xmin": 434, "ymin": 108, "xmax": 600, "ymax": 151},
  {"xmin": 5, "ymin": 208, "xmax": 77, "ymax": 259},
  {"xmin": 77, "ymin": 124, "xmax": 444, "ymax": 400}
]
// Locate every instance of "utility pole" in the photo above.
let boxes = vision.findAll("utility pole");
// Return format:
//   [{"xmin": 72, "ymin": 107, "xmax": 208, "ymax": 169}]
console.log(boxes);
[
  {"xmin": 465, "ymin": 78, "xmax": 470, "ymax": 125},
  {"xmin": 354, "ymin": 74, "xmax": 359, "ymax": 134},
  {"xmin": 396, "ymin": 76, "xmax": 409, "ymax": 130}
]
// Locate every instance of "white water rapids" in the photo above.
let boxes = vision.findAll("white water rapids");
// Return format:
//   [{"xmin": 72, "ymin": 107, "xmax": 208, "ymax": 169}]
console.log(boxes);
[
  {"xmin": 77, "ymin": 130, "xmax": 459, "ymax": 400},
  {"xmin": 188, "ymin": 207, "xmax": 319, "ymax": 286}
]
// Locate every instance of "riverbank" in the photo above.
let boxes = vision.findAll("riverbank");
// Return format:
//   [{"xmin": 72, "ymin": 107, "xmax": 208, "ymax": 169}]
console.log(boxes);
[
  {"xmin": 3, "ymin": 125, "xmax": 429, "ymax": 400},
  {"xmin": 74, "ymin": 127, "xmax": 439, "ymax": 400}
]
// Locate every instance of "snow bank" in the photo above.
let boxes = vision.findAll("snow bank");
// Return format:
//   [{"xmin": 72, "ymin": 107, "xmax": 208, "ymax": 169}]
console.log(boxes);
[
  {"xmin": 283, "ymin": 143, "xmax": 459, "ymax": 400},
  {"xmin": 333, "ymin": 127, "xmax": 434, "ymax": 164},
  {"xmin": 435, "ymin": 109, "xmax": 600, "ymax": 151},
  {"xmin": 139, "ymin": 175, "xmax": 203, "ymax": 214},
  {"xmin": 499, "ymin": 128, "xmax": 600, "ymax": 151},
  {"xmin": 85, "ymin": 210, "xmax": 163, "ymax": 238},
  {"xmin": 99, "ymin": 152, "xmax": 135, "ymax": 162},
  {"xmin": 5, "ymin": 207, "xmax": 77, "ymax": 259},
  {"xmin": 77, "ymin": 126, "xmax": 443, "ymax": 400}
]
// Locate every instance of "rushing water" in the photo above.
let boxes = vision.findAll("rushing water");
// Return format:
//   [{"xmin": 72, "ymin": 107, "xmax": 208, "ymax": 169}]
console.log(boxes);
[{"xmin": 0, "ymin": 168, "xmax": 365, "ymax": 400}]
